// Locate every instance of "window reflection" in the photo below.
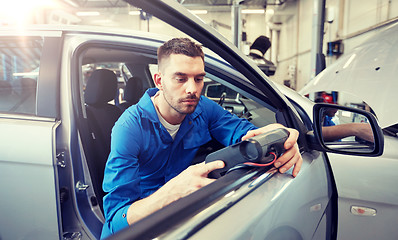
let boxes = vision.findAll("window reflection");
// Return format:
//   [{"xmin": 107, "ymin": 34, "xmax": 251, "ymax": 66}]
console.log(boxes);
[
  {"xmin": 0, "ymin": 37, "xmax": 42, "ymax": 115},
  {"xmin": 320, "ymin": 108, "xmax": 375, "ymax": 153}
]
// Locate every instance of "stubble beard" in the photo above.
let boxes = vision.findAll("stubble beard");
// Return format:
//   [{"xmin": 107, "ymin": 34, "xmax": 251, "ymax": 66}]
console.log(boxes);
[{"xmin": 162, "ymin": 91, "xmax": 199, "ymax": 115}]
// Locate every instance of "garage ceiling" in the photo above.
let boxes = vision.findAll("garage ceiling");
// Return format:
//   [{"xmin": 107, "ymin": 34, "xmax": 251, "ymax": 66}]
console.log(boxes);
[
  {"xmin": 63, "ymin": 0, "xmax": 287, "ymax": 9},
  {"xmin": 55, "ymin": 0, "xmax": 295, "ymax": 27}
]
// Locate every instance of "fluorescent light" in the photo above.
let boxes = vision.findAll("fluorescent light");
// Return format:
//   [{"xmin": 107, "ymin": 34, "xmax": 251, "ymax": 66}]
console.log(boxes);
[
  {"xmin": 76, "ymin": 11, "xmax": 100, "ymax": 16},
  {"xmin": 189, "ymin": 10, "xmax": 208, "ymax": 15},
  {"xmin": 13, "ymin": 72, "xmax": 39, "ymax": 77},
  {"xmin": 129, "ymin": 10, "xmax": 141, "ymax": 16},
  {"xmin": 241, "ymin": 9, "xmax": 265, "ymax": 14},
  {"xmin": 91, "ymin": 19, "xmax": 113, "ymax": 24}
]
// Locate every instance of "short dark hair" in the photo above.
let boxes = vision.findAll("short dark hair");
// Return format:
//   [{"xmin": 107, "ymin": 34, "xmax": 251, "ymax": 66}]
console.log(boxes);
[{"xmin": 157, "ymin": 38, "xmax": 204, "ymax": 71}]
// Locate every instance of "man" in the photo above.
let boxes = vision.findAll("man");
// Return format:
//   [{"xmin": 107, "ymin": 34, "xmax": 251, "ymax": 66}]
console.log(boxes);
[{"xmin": 101, "ymin": 38, "xmax": 302, "ymax": 238}]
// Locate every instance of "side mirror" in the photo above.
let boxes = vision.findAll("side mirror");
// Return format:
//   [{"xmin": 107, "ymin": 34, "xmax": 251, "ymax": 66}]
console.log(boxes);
[{"xmin": 312, "ymin": 103, "xmax": 384, "ymax": 156}]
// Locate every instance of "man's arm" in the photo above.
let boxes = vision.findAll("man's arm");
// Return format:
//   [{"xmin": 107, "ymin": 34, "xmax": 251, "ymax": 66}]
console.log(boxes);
[
  {"xmin": 322, "ymin": 122, "xmax": 373, "ymax": 142},
  {"xmin": 126, "ymin": 160, "xmax": 224, "ymax": 225},
  {"xmin": 242, "ymin": 123, "xmax": 302, "ymax": 177}
]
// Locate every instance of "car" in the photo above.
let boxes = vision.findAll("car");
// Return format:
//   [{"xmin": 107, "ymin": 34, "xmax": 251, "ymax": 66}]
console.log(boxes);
[
  {"xmin": 0, "ymin": 1, "xmax": 385, "ymax": 240},
  {"xmin": 299, "ymin": 22, "xmax": 398, "ymax": 240}
]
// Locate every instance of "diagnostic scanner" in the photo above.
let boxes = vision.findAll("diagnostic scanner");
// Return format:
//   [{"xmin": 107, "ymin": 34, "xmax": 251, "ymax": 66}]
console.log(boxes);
[{"xmin": 205, "ymin": 128, "xmax": 290, "ymax": 178}]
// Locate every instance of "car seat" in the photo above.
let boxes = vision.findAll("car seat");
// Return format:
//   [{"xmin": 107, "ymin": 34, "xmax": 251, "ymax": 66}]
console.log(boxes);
[
  {"xmin": 118, "ymin": 76, "xmax": 144, "ymax": 111},
  {"xmin": 84, "ymin": 69, "xmax": 122, "ymax": 212}
]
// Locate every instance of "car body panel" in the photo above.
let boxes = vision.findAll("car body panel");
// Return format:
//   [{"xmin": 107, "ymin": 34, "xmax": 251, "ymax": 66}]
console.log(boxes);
[
  {"xmin": 190, "ymin": 153, "xmax": 332, "ymax": 240},
  {"xmin": 328, "ymin": 135, "xmax": 398, "ymax": 240},
  {"xmin": 0, "ymin": 116, "xmax": 61, "ymax": 240}
]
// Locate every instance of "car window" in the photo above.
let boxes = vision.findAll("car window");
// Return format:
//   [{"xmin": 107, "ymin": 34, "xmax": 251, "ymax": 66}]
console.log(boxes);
[
  {"xmin": 148, "ymin": 64, "xmax": 158, "ymax": 77},
  {"xmin": 0, "ymin": 37, "xmax": 42, "ymax": 115},
  {"xmin": 121, "ymin": 64, "xmax": 133, "ymax": 80}
]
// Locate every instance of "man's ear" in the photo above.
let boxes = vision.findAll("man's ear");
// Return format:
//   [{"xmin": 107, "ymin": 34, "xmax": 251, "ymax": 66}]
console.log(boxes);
[{"xmin": 153, "ymin": 72, "xmax": 163, "ymax": 90}]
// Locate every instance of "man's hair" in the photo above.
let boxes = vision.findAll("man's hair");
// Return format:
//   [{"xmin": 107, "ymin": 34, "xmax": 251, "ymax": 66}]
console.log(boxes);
[{"xmin": 157, "ymin": 38, "xmax": 204, "ymax": 71}]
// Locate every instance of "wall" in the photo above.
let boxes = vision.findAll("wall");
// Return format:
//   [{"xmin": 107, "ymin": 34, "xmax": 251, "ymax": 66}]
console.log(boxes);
[{"xmin": 270, "ymin": 0, "xmax": 313, "ymax": 90}]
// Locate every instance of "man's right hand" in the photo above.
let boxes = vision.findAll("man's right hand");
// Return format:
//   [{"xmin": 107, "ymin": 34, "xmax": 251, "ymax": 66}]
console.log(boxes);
[
  {"xmin": 158, "ymin": 160, "xmax": 225, "ymax": 202},
  {"xmin": 126, "ymin": 160, "xmax": 224, "ymax": 225}
]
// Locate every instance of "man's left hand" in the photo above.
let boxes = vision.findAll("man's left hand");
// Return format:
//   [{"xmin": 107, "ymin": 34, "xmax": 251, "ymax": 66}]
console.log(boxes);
[{"xmin": 242, "ymin": 124, "xmax": 302, "ymax": 177}]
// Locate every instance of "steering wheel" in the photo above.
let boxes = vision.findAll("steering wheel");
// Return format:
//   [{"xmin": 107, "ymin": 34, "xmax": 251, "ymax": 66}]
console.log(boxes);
[{"xmin": 218, "ymin": 92, "xmax": 227, "ymax": 106}]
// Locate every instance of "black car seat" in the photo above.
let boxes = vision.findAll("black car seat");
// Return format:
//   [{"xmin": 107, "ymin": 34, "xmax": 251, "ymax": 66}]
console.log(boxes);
[
  {"xmin": 118, "ymin": 76, "xmax": 145, "ymax": 111},
  {"xmin": 84, "ymin": 69, "xmax": 122, "ymax": 212}
]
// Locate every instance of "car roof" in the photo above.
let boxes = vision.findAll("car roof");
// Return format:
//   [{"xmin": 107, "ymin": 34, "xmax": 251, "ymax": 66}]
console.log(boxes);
[{"xmin": 0, "ymin": 24, "xmax": 170, "ymax": 40}]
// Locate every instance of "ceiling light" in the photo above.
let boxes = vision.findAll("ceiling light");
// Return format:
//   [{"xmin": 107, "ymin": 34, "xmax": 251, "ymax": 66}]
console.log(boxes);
[
  {"xmin": 76, "ymin": 11, "xmax": 100, "ymax": 16},
  {"xmin": 129, "ymin": 10, "xmax": 141, "ymax": 16},
  {"xmin": 189, "ymin": 10, "xmax": 208, "ymax": 15},
  {"xmin": 13, "ymin": 72, "xmax": 39, "ymax": 77},
  {"xmin": 241, "ymin": 9, "xmax": 265, "ymax": 14}
]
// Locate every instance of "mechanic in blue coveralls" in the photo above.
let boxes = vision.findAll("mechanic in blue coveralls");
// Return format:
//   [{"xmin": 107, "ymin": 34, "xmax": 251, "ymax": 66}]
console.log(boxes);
[{"xmin": 101, "ymin": 38, "xmax": 303, "ymax": 238}]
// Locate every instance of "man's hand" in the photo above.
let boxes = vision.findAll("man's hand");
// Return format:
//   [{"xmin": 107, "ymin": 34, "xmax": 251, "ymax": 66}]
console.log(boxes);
[
  {"xmin": 158, "ymin": 160, "xmax": 225, "ymax": 202},
  {"xmin": 242, "ymin": 123, "xmax": 302, "ymax": 177},
  {"xmin": 126, "ymin": 160, "xmax": 224, "ymax": 225}
]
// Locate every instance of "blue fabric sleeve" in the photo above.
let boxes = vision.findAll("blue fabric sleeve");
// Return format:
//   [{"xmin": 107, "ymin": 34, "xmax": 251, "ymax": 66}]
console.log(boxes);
[
  {"xmin": 324, "ymin": 115, "xmax": 336, "ymax": 126},
  {"xmin": 101, "ymin": 205, "xmax": 130, "ymax": 239},
  {"xmin": 102, "ymin": 118, "xmax": 143, "ymax": 236}
]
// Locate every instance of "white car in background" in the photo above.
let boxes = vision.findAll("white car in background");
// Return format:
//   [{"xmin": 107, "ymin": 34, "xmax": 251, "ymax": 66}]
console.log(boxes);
[{"xmin": 300, "ymin": 22, "xmax": 398, "ymax": 240}]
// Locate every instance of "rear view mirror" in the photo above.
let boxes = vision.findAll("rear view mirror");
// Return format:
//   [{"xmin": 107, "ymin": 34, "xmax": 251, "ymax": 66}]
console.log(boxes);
[
  {"xmin": 313, "ymin": 103, "xmax": 384, "ymax": 156},
  {"xmin": 205, "ymin": 83, "xmax": 239, "ymax": 100}
]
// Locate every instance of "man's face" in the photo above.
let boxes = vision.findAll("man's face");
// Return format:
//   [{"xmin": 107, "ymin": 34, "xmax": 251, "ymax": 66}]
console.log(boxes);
[{"xmin": 158, "ymin": 54, "xmax": 205, "ymax": 115}]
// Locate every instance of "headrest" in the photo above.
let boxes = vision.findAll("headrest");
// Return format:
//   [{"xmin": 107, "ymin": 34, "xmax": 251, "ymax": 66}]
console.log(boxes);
[
  {"xmin": 85, "ymin": 69, "xmax": 118, "ymax": 106},
  {"xmin": 124, "ymin": 76, "xmax": 143, "ymax": 104}
]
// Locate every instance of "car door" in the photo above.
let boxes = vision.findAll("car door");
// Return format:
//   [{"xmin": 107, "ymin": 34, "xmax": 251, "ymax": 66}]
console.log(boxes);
[
  {"xmin": 106, "ymin": 1, "xmax": 337, "ymax": 239},
  {"xmin": 0, "ymin": 32, "xmax": 63, "ymax": 239}
]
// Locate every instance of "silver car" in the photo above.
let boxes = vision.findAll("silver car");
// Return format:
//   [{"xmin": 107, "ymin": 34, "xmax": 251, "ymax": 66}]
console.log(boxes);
[{"xmin": 0, "ymin": 0, "xmax": 385, "ymax": 239}]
